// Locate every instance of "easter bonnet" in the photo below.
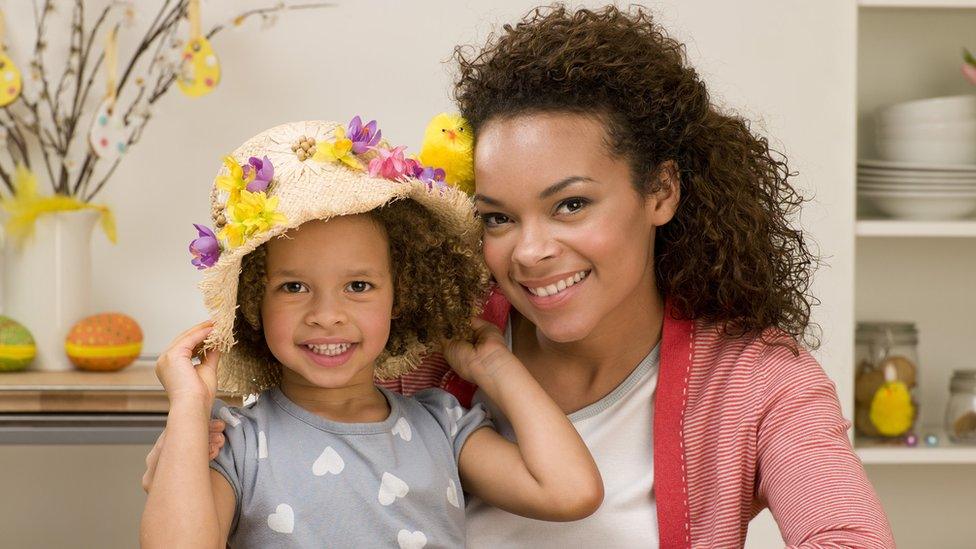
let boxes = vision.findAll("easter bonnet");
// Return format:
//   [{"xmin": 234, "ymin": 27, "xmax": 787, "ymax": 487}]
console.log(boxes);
[{"xmin": 188, "ymin": 118, "xmax": 481, "ymax": 395}]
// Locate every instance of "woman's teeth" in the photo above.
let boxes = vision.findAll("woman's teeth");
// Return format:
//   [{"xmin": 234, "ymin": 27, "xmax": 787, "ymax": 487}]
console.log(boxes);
[
  {"xmin": 526, "ymin": 270, "xmax": 589, "ymax": 297},
  {"xmin": 305, "ymin": 343, "xmax": 351, "ymax": 356}
]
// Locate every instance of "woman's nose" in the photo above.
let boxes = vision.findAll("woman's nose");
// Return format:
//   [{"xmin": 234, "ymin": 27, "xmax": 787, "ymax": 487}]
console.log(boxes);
[{"xmin": 511, "ymin": 221, "xmax": 559, "ymax": 267}]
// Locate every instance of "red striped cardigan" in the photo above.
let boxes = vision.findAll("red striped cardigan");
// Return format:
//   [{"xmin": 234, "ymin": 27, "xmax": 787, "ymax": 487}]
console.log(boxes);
[{"xmin": 379, "ymin": 294, "xmax": 895, "ymax": 548}]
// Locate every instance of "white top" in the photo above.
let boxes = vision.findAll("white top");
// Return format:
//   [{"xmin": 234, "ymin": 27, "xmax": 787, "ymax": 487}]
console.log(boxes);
[{"xmin": 464, "ymin": 321, "xmax": 660, "ymax": 548}]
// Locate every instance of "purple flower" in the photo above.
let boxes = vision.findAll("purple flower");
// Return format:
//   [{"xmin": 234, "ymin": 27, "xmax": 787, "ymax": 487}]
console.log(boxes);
[
  {"xmin": 244, "ymin": 156, "xmax": 274, "ymax": 192},
  {"xmin": 189, "ymin": 224, "xmax": 220, "ymax": 269},
  {"xmin": 417, "ymin": 166, "xmax": 446, "ymax": 186},
  {"xmin": 347, "ymin": 115, "xmax": 382, "ymax": 154}
]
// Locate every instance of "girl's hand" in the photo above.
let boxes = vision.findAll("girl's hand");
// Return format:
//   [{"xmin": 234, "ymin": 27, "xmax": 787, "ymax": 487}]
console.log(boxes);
[
  {"xmin": 441, "ymin": 317, "xmax": 516, "ymax": 385},
  {"xmin": 142, "ymin": 420, "xmax": 226, "ymax": 493},
  {"xmin": 155, "ymin": 321, "xmax": 221, "ymax": 409}
]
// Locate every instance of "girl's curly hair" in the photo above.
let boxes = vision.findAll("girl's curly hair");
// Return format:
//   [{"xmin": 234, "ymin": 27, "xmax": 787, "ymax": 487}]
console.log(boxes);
[
  {"xmin": 234, "ymin": 199, "xmax": 491, "ymax": 385},
  {"xmin": 453, "ymin": 5, "xmax": 820, "ymax": 348}
]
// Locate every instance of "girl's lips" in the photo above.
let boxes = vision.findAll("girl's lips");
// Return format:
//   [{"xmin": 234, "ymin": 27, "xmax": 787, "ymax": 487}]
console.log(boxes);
[
  {"xmin": 299, "ymin": 342, "xmax": 358, "ymax": 368},
  {"xmin": 520, "ymin": 273, "xmax": 587, "ymax": 310}
]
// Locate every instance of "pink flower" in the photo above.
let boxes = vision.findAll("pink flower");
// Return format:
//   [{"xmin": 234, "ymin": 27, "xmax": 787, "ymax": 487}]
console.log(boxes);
[{"xmin": 368, "ymin": 146, "xmax": 410, "ymax": 180}]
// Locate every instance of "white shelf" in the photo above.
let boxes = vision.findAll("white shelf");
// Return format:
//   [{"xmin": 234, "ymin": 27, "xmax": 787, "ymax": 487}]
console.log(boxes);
[
  {"xmin": 859, "ymin": 0, "xmax": 976, "ymax": 8},
  {"xmin": 856, "ymin": 219, "xmax": 976, "ymax": 237},
  {"xmin": 856, "ymin": 429, "xmax": 976, "ymax": 464}
]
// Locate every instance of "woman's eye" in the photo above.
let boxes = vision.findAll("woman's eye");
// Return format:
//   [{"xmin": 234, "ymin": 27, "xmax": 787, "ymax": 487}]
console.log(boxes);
[
  {"xmin": 480, "ymin": 212, "xmax": 510, "ymax": 227},
  {"xmin": 281, "ymin": 282, "xmax": 307, "ymax": 293},
  {"xmin": 346, "ymin": 281, "xmax": 373, "ymax": 293},
  {"xmin": 555, "ymin": 197, "xmax": 588, "ymax": 215}
]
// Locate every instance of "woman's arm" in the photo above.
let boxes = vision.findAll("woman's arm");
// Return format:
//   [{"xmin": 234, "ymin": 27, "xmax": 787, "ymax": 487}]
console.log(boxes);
[
  {"xmin": 756, "ymin": 345, "xmax": 895, "ymax": 549},
  {"xmin": 444, "ymin": 319, "xmax": 604, "ymax": 521},
  {"xmin": 139, "ymin": 322, "xmax": 235, "ymax": 548}
]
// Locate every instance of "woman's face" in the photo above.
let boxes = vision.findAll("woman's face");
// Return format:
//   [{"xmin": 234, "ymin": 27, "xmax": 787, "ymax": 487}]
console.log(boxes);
[{"xmin": 474, "ymin": 112, "xmax": 678, "ymax": 343}]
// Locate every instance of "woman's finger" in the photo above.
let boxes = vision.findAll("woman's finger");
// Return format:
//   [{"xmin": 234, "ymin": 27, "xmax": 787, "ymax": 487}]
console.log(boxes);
[{"xmin": 209, "ymin": 419, "xmax": 225, "ymax": 434}]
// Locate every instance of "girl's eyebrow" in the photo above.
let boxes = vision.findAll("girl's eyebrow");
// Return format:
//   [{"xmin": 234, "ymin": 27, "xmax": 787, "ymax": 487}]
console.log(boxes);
[
  {"xmin": 474, "ymin": 175, "xmax": 596, "ymax": 206},
  {"xmin": 268, "ymin": 268, "xmax": 303, "ymax": 278}
]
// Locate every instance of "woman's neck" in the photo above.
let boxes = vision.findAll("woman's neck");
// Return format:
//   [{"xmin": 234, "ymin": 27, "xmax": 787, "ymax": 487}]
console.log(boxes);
[{"xmin": 279, "ymin": 373, "xmax": 390, "ymax": 423}]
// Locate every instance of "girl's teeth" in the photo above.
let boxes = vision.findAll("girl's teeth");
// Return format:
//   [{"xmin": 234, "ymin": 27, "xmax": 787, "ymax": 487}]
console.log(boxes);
[
  {"xmin": 527, "ymin": 271, "xmax": 589, "ymax": 297},
  {"xmin": 307, "ymin": 343, "xmax": 351, "ymax": 356}
]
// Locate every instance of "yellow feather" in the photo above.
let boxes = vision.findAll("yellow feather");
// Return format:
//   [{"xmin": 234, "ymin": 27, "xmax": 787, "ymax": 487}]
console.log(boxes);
[{"xmin": 418, "ymin": 113, "xmax": 475, "ymax": 195}]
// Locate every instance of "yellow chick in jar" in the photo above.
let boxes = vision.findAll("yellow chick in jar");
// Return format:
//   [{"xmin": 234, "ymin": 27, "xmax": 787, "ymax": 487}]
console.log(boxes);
[{"xmin": 419, "ymin": 113, "xmax": 474, "ymax": 195}]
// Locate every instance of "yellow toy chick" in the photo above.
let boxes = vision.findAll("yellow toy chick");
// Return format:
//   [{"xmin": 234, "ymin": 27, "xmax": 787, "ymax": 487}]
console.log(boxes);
[
  {"xmin": 419, "ymin": 113, "xmax": 475, "ymax": 195},
  {"xmin": 869, "ymin": 363, "xmax": 916, "ymax": 437}
]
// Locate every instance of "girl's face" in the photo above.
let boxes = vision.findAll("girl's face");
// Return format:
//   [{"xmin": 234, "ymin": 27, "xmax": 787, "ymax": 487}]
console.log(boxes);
[
  {"xmin": 474, "ymin": 112, "xmax": 678, "ymax": 343},
  {"xmin": 261, "ymin": 215, "xmax": 394, "ymax": 390}
]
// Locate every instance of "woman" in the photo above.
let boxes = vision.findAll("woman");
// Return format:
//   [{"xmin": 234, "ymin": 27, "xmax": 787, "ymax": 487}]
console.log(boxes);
[{"xmin": 146, "ymin": 6, "xmax": 893, "ymax": 547}]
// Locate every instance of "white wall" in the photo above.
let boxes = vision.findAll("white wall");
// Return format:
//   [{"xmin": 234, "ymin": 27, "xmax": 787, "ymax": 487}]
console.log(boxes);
[{"xmin": 0, "ymin": 1, "xmax": 858, "ymax": 547}]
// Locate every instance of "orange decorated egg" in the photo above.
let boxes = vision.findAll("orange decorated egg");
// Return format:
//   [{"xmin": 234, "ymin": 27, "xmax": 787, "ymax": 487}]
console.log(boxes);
[{"xmin": 65, "ymin": 313, "xmax": 143, "ymax": 371}]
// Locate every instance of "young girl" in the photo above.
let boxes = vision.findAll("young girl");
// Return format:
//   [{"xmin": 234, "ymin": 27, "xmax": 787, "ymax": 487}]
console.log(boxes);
[{"xmin": 140, "ymin": 119, "xmax": 603, "ymax": 548}]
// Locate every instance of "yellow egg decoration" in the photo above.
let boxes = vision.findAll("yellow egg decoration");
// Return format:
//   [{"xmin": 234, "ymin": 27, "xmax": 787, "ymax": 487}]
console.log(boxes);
[
  {"xmin": 65, "ymin": 313, "xmax": 143, "ymax": 371},
  {"xmin": 0, "ymin": 316, "xmax": 35, "ymax": 372},
  {"xmin": 0, "ymin": 51, "xmax": 22, "ymax": 107},
  {"xmin": 176, "ymin": 37, "xmax": 220, "ymax": 98}
]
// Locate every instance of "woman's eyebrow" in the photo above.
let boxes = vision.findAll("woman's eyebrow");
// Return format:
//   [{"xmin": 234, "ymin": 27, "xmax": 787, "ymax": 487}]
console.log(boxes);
[{"xmin": 474, "ymin": 176, "xmax": 596, "ymax": 207}]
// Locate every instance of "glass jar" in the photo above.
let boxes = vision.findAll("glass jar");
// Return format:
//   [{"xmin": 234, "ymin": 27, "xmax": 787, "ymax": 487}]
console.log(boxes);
[
  {"xmin": 854, "ymin": 322, "xmax": 919, "ymax": 439},
  {"xmin": 945, "ymin": 370, "xmax": 976, "ymax": 444}
]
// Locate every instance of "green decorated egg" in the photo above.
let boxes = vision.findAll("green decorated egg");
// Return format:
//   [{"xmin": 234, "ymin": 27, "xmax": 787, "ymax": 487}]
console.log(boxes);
[{"xmin": 0, "ymin": 316, "xmax": 36, "ymax": 371}]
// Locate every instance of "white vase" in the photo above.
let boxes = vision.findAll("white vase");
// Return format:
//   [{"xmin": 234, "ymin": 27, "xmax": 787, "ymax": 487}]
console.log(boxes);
[{"xmin": 0, "ymin": 209, "xmax": 100, "ymax": 371}]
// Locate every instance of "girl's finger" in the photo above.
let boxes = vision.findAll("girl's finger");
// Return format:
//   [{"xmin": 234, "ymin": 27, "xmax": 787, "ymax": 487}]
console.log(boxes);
[
  {"xmin": 209, "ymin": 419, "xmax": 226, "ymax": 433},
  {"xmin": 165, "ymin": 320, "xmax": 214, "ymax": 351}
]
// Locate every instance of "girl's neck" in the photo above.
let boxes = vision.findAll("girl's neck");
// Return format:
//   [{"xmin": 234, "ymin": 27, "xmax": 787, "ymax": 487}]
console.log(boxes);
[{"xmin": 279, "ymin": 374, "xmax": 390, "ymax": 423}]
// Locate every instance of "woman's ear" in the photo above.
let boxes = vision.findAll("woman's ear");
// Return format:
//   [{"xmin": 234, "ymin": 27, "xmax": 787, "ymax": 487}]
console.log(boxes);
[{"xmin": 644, "ymin": 160, "xmax": 681, "ymax": 226}]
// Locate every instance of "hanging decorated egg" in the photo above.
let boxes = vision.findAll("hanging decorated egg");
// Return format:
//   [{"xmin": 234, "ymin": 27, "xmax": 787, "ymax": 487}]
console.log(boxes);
[
  {"xmin": 0, "ymin": 316, "xmax": 35, "ymax": 371},
  {"xmin": 176, "ymin": 37, "xmax": 220, "ymax": 97},
  {"xmin": 65, "ymin": 313, "xmax": 143, "ymax": 371},
  {"xmin": 0, "ymin": 51, "xmax": 22, "ymax": 107},
  {"xmin": 88, "ymin": 99, "xmax": 128, "ymax": 160}
]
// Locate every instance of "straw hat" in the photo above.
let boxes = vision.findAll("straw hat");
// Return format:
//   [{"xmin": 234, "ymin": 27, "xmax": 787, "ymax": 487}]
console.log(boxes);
[{"xmin": 194, "ymin": 120, "xmax": 481, "ymax": 395}]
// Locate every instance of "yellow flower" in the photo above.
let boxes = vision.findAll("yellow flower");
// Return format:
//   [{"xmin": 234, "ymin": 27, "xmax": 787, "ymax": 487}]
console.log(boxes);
[
  {"xmin": 312, "ymin": 126, "xmax": 362, "ymax": 170},
  {"xmin": 215, "ymin": 156, "xmax": 254, "ymax": 206},
  {"xmin": 218, "ymin": 190, "xmax": 287, "ymax": 248}
]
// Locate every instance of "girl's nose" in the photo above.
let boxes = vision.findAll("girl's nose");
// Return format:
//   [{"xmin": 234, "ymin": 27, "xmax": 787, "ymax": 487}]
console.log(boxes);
[{"xmin": 304, "ymin": 293, "xmax": 348, "ymax": 327}]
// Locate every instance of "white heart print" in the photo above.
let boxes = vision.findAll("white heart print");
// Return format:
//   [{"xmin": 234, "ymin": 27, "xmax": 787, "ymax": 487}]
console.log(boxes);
[
  {"xmin": 392, "ymin": 417, "xmax": 412, "ymax": 441},
  {"xmin": 312, "ymin": 447, "xmax": 344, "ymax": 476},
  {"xmin": 378, "ymin": 472, "xmax": 409, "ymax": 506},
  {"xmin": 446, "ymin": 406, "xmax": 463, "ymax": 437},
  {"xmin": 258, "ymin": 431, "xmax": 268, "ymax": 459},
  {"xmin": 397, "ymin": 529, "xmax": 427, "ymax": 549},
  {"xmin": 218, "ymin": 407, "xmax": 241, "ymax": 427},
  {"xmin": 446, "ymin": 479, "xmax": 460, "ymax": 508},
  {"xmin": 267, "ymin": 503, "xmax": 294, "ymax": 534}
]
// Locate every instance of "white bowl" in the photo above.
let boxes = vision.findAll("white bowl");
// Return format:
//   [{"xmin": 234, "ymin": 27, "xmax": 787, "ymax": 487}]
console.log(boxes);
[
  {"xmin": 876, "ymin": 137, "xmax": 976, "ymax": 165},
  {"xmin": 858, "ymin": 175, "xmax": 976, "ymax": 186},
  {"xmin": 878, "ymin": 95, "xmax": 976, "ymax": 125},
  {"xmin": 876, "ymin": 119, "xmax": 976, "ymax": 140},
  {"xmin": 860, "ymin": 193, "xmax": 976, "ymax": 220}
]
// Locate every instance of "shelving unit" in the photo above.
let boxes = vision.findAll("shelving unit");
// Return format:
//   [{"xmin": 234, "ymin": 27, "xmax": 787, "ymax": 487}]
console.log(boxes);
[
  {"xmin": 857, "ymin": 428, "xmax": 976, "ymax": 464},
  {"xmin": 856, "ymin": 219, "xmax": 976, "ymax": 238}
]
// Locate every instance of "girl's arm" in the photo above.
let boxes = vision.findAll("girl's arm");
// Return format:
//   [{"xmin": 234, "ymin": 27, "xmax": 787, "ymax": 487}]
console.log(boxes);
[
  {"xmin": 443, "ymin": 319, "xmax": 604, "ymax": 521},
  {"xmin": 140, "ymin": 322, "xmax": 236, "ymax": 548}
]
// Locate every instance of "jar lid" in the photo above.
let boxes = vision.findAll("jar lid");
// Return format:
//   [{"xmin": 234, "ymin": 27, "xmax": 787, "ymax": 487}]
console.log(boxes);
[
  {"xmin": 855, "ymin": 322, "xmax": 918, "ymax": 344},
  {"xmin": 950, "ymin": 370, "xmax": 976, "ymax": 393}
]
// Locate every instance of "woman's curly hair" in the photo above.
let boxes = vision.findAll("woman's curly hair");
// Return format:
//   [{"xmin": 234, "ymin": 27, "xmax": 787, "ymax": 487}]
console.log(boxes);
[
  {"xmin": 233, "ymin": 199, "xmax": 491, "ymax": 385},
  {"xmin": 453, "ymin": 5, "xmax": 821, "ymax": 348}
]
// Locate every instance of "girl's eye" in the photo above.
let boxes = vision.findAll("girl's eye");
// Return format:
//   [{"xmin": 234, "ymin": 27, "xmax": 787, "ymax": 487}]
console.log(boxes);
[
  {"xmin": 555, "ymin": 197, "xmax": 588, "ymax": 215},
  {"xmin": 479, "ymin": 212, "xmax": 510, "ymax": 228},
  {"xmin": 346, "ymin": 281, "xmax": 373, "ymax": 293},
  {"xmin": 281, "ymin": 282, "xmax": 307, "ymax": 293}
]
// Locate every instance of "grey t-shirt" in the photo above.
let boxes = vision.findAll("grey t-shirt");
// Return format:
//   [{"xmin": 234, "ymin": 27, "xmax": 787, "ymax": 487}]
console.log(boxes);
[{"xmin": 210, "ymin": 386, "xmax": 491, "ymax": 548}]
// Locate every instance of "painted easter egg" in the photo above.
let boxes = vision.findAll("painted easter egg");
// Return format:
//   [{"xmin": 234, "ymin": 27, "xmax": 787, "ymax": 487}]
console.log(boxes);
[
  {"xmin": 0, "ymin": 52, "xmax": 23, "ymax": 107},
  {"xmin": 176, "ymin": 37, "xmax": 220, "ymax": 97},
  {"xmin": 88, "ymin": 99, "xmax": 128, "ymax": 161},
  {"xmin": 0, "ymin": 316, "xmax": 35, "ymax": 372},
  {"xmin": 65, "ymin": 313, "xmax": 143, "ymax": 371}
]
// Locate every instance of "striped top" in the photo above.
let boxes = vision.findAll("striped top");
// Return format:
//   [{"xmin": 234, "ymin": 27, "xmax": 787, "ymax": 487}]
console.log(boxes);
[{"xmin": 378, "ymin": 294, "xmax": 895, "ymax": 548}]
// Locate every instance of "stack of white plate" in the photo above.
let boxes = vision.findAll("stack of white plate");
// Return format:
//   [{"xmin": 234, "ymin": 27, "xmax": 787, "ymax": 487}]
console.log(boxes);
[{"xmin": 857, "ymin": 159, "xmax": 976, "ymax": 220}]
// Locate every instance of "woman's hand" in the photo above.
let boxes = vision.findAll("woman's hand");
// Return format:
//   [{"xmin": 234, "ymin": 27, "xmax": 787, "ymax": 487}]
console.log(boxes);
[
  {"xmin": 142, "ymin": 420, "xmax": 226, "ymax": 493},
  {"xmin": 155, "ymin": 321, "xmax": 221, "ymax": 409},
  {"xmin": 441, "ymin": 317, "xmax": 517, "ymax": 385}
]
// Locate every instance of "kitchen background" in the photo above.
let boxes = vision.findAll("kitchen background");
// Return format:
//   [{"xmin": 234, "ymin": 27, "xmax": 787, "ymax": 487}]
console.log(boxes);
[{"xmin": 0, "ymin": 1, "xmax": 974, "ymax": 547}]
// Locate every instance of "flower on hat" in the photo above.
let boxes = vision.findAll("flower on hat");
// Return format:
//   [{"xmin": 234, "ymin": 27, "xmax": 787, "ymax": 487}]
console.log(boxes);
[
  {"xmin": 189, "ymin": 224, "xmax": 220, "ymax": 269},
  {"xmin": 243, "ymin": 156, "xmax": 274, "ymax": 193},
  {"xmin": 215, "ymin": 156, "xmax": 255, "ymax": 205},
  {"xmin": 368, "ymin": 145, "xmax": 410, "ymax": 180},
  {"xmin": 313, "ymin": 126, "xmax": 363, "ymax": 170},
  {"xmin": 218, "ymin": 190, "xmax": 287, "ymax": 248},
  {"xmin": 347, "ymin": 116, "xmax": 382, "ymax": 154}
]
